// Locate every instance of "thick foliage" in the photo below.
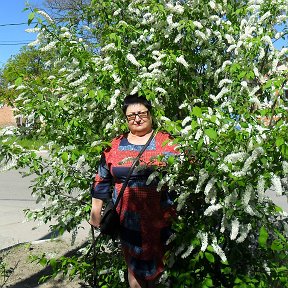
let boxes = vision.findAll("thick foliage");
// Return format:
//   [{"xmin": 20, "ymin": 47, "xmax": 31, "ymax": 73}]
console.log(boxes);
[{"xmin": 0, "ymin": 0, "xmax": 288, "ymax": 286}]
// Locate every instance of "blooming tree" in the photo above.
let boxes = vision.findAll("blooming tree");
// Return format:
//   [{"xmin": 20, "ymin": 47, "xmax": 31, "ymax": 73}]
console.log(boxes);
[{"xmin": 0, "ymin": 0, "xmax": 288, "ymax": 286}]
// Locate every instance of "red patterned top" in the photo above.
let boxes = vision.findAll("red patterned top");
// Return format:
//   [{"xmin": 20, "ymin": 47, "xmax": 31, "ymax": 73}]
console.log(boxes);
[{"xmin": 91, "ymin": 131, "xmax": 178, "ymax": 280}]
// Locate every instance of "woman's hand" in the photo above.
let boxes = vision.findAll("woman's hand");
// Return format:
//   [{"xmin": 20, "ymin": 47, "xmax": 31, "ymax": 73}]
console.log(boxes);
[{"xmin": 89, "ymin": 198, "xmax": 103, "ymax": 228}]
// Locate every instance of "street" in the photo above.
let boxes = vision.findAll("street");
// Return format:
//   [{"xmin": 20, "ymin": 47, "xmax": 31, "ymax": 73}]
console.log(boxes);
[{"xmin": 0, "ymin": 169, "xmax": 89, "ymax": 250}]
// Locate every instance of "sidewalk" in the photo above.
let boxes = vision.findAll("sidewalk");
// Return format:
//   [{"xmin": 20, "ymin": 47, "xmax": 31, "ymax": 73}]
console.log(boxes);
[{"xmin": 0, "ymin": 169, "xmax": 90, "ymax": 251}]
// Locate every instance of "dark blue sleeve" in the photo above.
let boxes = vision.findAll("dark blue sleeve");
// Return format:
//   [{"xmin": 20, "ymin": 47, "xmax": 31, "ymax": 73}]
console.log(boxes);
[{"xmin": 91, "ymin": 154, "xmax": 113, "ymax": 199}]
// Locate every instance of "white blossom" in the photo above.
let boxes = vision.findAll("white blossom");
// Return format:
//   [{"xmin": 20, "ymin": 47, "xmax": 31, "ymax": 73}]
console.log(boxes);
[
  {"xmin": 242, "ymin": 184, "xmax": 253, "ymax": 206},
  {"xmin": 195, "ymin": 129, "xmax": 203, "ymax": 140},
  {"xmin": 130, "ymin": 86, "xmax": 139, "ymax": 95},
  {"xmin": 195, "ymin": 169, "xmax": 209, "ymax": 193},
  {"xmin": 257, "ymin": 176, "xmax": 265, "ymax": 202},
  {"xmin": 209, "ymin": 1, "xmax": 216, "ymax": 9},
  {"xmin": 69, "ymin": 73, "xmax": 89, "ymax": 87},
  {"xmin": 271, "ymin": 173, "xmax": 283, "ymax": 196},
  {"xmin": 101, "ymin": 43, "xmax": 116, "ymax": 52},
  {"xmin": 219, "ymin": 79, "xmax": 232, "ymax": 88},
  {"xmin": 198, "ymin": 232, "xmax": 208, "ymax": 251},
  {"xmin": 182, "ymin": 116, "xmax": 191, "ymax": 127},
  {"xmin": 181, "ymin": 244, "xmax": 194, "ymax": 258},
  {"xmin": 127, "ymin": 53, "xmax": 141, "ymax": 67},
  {"xmin": 155, "ymin": 87, "xmax": 167, "ymax": 94},
  {"xmin": 195, "ymin": 30, "xmax": 207, "ymax": 40},
  {"xmin": 167, "ymin": 14, "xmax": 174, "ymax": 26},
  {"xmin": 25, "ymin": 27, "xmax": 40, "ymax": 33},
  {"xmin": 241, "ymin": 81, "xmax": 248, "ymax": 88},
  {"xmin": 212, "ymin": 237, "xmax": 227, "ymax": 262},
  {"xmin": 204, "ymin": 177, "xmax": 216, "ymax": 196},
  {"xmin": 210, "ymin": 87, "xmax": 230, "ymax": 101},
  {"xmin": 230, "ymin": 219, "xmax": 240, "ymax": 240},
  {"xmin": 28, "ymin": 39, "xmax": 40, "ymax": 47},
  {"xmin": 166, "ymin": 3, "xmax": 184, "ymax": 14},
  {"xmin": 37, "ymin": 10, "xmax": 54, "ymax": 23},
  {"xmin": 174, "ymin": 34, "xmax": 183, "ymax": 43},
  {"xmin": 113, "ymin": 8, "xmax": 121, "ymax": 16},
  {"xmin": 193, "ymin": 21, "xmax": 203, "ymax": 29},
  {"xmin": 176, "ymin": 55, "xmax": 189, "ymax": 68},
  {"xmin": 148, "ymin": 61, "xmax": 162, "ymax": 70},
  {"xmin": 118, "ymin": 270, "xmax": 125, "ymax": 282},
  {"xmin": 107, "ymin": 89, "xmax": 120, "ymax": 110},
  {"xmin": 40, "ymin": 41, "xmax": 58, "ymax": 52},
  {"xmin": 204, "ymin": 203, "xmax": 222, "ymax": 216},
  {"xmin": 283, "ymin": 161, "xmax": 288, "ymax": 175},
  {"xmin": 227, "ymin": 44, "xmax": 237, "ymax": 52},
  {"xmin": 224, "ymin": 34, "xmax": 235, "ymax": 44},
  {"xmin": 224, "ymin": 152, "xmax": 248, "ymax": 163},
  {"xmin": 236, "ymin": 223, "xmax": 252, "ymax": 243},
  {"xmin": 260, "ymin": 11, "xmax": 271, "ymax": 22}
]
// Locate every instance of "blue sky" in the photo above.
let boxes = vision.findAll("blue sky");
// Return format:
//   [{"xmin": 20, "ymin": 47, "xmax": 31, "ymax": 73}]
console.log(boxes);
[{"xmin": 0, "ymin": 1, "xmax": 43, "ymax": 68}]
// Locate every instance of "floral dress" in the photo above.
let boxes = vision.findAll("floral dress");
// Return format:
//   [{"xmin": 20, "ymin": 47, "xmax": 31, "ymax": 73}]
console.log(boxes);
[{"xmin": 91, "ymin": 131, "xmax": 177, "ymax": 280}]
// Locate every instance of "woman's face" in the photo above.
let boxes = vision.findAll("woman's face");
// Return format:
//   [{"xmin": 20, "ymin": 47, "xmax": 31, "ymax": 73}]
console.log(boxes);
[{"xmin": 125, "ymin": 103, "xmax": 152, "ymax": 136}]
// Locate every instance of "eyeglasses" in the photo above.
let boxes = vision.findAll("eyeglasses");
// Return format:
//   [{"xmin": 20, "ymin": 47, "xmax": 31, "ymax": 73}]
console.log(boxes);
[{"xmin": 126, "ymin": 110, "xmax": 149, "ymax": 121}]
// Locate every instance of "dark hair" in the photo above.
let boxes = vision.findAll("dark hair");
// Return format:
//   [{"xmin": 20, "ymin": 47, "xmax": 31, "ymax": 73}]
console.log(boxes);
[{"xmin": 122, "ymin": 93, "xmax": 152, "ymax": 114}]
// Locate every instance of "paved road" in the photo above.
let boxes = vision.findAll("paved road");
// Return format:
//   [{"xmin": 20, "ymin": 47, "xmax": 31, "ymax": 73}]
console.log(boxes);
[
  {"xmin": 0, "ymin": 169, "xmax": 287, "ymax": 251},
  {"xmin": 0, "ymin": 169, "xmax": 90, "ymax": 251}
]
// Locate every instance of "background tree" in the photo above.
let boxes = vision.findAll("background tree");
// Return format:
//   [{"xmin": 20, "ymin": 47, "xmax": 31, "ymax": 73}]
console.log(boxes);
[{"xmin": 0, "ymin": 0, "xmax": 288, "ymax": 286}]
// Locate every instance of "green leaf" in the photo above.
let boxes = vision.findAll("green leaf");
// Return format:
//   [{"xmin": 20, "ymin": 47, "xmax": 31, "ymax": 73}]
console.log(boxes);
[
  {"xmin": 15, "ymin": 77, "xmax": 23, "ymax": 86},
  {"xmin": 276, "ymin": 137, "xmax": 284, "ymax": 147},
  {"xmin": 205, "ymin": 252, "xmax": 215, "ymax": 263},
  {"xmin": 28, "ymin": 12, "xmax": 35, "ymax": 25},
  {"xmin": 258, "ymin": 226, "xmax": 268, "ymax": 248},
  {"xmin": 61, "ymin": 152, "xmax": 69, "ymax": 162},
  {"xmin": 271, "ymin": 239, "xmax": 283, "ymax": 251},
  {"xmin": 192, "ymin": 106, "xmax": 202, "ymax": 117},
  {"xmin": 167, "ymin": 156, "xmax": 174, "ymax": 165},
  {"xmin": 204, "ymin": 128, "xmax": 217, "ymax": 139}
]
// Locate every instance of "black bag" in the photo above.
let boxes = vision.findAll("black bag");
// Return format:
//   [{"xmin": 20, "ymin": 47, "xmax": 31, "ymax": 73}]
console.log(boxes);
[
  {"xmin": 99, "ymin": 131, "xmax": 155, "ymax": 239},
  {"xmin": 100, "ymin": 200, "xmax": 120, "ymax": 238}
]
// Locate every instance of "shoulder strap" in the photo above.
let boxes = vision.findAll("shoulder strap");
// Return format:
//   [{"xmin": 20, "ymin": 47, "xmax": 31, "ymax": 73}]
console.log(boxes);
[{"xmin": 113, "ymin": 130, "xmax": 155, "ymax": 209}]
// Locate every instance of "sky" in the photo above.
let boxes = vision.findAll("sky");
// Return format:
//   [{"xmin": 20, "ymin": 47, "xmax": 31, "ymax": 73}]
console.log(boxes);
[{"xmin": 0, "ymin": 1, "xmax": 43, "ymax": 68}]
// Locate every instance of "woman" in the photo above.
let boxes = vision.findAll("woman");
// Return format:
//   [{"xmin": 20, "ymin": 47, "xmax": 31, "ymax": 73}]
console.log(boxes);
[{"xmin": 90, "ymin": 94, "xmax": 177, "ymax": 288}]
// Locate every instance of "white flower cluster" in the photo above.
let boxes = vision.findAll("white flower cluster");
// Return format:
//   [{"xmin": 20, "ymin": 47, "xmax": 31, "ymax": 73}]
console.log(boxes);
[
  {"xmin": 242, "ymin": 184, "xmax": 253, "ymax": 206},
  {"xmin": 212, "ymin": 237, "xmax": 227, "ymax": 262},
  {"xmin": 107, "ymin": 89, "xmax": 121, "ymax": 110},
  {"xmin": 224, "ymin": 152, "xmax": 248, "ymax": 164},
  {"xmin": 166, "ymin": 3, "xmax": 184, "ymax": 14},
  {"xmin": 176, "ymin": 55, "xmax": 189, "ymax": 68},
  {"xmin": 127, "ymin": 53, "xmax": 141, "ymax": 67},
  {"xmin": 232, "ymin": 147, "xmax": 264, "ymax": 177},
  {"xmin": 230, "ymin": 218, "xmax": 240, "ymax": 240},
  {"xmin": 198, "ymin": 231, "xmax": 208, "ymax": 252},
  {"xmin": 257, "ymin": 176, "xmax": 265, "ymax": 202},
  {"xmin": 40, "ymin": 41, "xmax": 58, "ymax": 52},
  {"xmin": 282, "ymin": 161, "xmax": 288, "ymax": 175},
  {"xmin": 271, "ymin": 173, "xmax": 283, "ymax": 196},
  {"xmin": 0, "ymin": 156, "xmax": 17, "ymax": 172},
  {"xmin": 181, "ymin": 244, "xmax": 194, "ymax": 259},
  {"xmin": 195, "ymin": 169, "xmax": 209, "ymax": 193},
  {"xmin": 101, "ymin": 43, "xmax": 117, "ymax": 52},
  {"xmin": 25, "ymin": 27, "xmax": 41, "ymax": 33},
  {"xmin": 236, "ymin": 223, "xmax": 252, "ymax": 243},
  {"xmin": 204, "ymin": 203, "xmax": 222, "ymax": 216},
  {"xmin": 69, "ymin": 73, "xmax": 89, "ymax": 88},
  {"xmin": 37, "ymin": 10, "xmax": 54, "ymax": 23}
]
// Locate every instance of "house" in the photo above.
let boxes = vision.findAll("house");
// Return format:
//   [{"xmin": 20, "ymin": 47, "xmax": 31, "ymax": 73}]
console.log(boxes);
[{"xmin": 0, "ymin": 105, "xmax": 17, "ymax": 128}]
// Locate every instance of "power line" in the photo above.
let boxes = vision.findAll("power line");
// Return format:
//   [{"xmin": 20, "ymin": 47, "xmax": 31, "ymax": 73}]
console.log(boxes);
[
  {"xmin": 0, "ymin": 22, "xmax": 37, "ymax": 27},
  {"xmin": 0, "ymin": 43, "xmax": 30, "ymax": 46}
]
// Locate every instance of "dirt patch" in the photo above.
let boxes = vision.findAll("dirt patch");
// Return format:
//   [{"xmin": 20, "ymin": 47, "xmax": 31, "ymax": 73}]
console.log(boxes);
[{"xmin": 0, "ymin": 238, "xmax": 89, "ymax": 288}]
